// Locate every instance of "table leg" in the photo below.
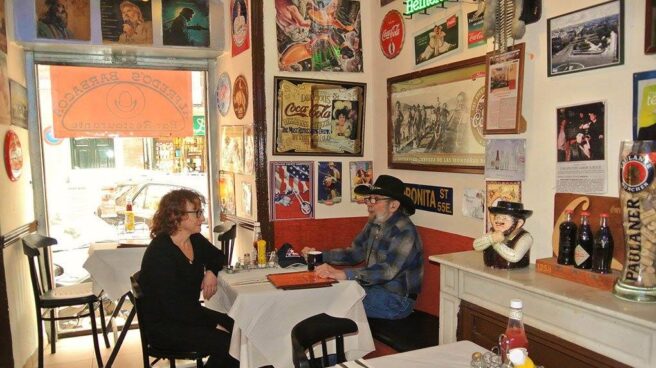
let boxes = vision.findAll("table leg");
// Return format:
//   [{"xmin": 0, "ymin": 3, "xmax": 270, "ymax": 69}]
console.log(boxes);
[
  {"xmin": 105, "ymin": 292, "xmax": 136, "ymax": 368},
  {"xmin": 106, "ymin": 293, "xmax": 129, "ymax": 333}
]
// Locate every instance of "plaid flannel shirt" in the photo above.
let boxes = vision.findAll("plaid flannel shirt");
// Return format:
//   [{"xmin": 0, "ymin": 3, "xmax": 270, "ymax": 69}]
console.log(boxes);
[{"xmin": 323, "ymin": 211, "xmax": 423, "ymax": 298}]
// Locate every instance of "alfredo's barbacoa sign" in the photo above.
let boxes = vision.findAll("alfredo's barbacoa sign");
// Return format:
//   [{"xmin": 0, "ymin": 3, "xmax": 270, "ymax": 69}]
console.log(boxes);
[{"xmin": 274, "ymin": 77, "xmax": 366, "ymax": 156}]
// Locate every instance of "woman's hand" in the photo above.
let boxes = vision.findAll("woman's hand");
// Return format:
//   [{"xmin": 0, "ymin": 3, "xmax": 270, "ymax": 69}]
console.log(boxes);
[{"xmin": 201, "ymin": 271, "xmax": 218, "ymax": 300}]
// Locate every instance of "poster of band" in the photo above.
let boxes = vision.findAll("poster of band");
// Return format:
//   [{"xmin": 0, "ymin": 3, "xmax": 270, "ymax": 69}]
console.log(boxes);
[
  {"xmin": 271, "ymin": 161, "xmax": 314, "ymax": 221},
  {"xmin": 276, "ymin": 0, "xmax": 363, "ymax": 72},
  {"xmin": 274, "ymin": 77, "xmax": 365, "ymax": 156}
]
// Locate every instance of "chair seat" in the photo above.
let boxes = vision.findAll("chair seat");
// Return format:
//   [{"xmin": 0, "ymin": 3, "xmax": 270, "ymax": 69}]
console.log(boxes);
[
  {"xmin": 148, "ymin": 345, "xmax": 205, "ymax": 361},
  {"xmin": 368, "ymin": 310, "xmax": 439, "ymax": 352},
  {"xmin": 40, "ymin": 282, "xmax": 99, "ymax": 308}
]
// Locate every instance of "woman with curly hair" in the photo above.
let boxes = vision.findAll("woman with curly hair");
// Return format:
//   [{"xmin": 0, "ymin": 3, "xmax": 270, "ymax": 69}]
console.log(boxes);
[{"xmin": 140, "ymin": 189, "xmax": 237, "ymax": 368}]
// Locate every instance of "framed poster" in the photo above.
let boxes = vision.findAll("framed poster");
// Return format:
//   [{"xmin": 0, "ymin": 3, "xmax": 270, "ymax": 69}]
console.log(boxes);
[
  {"xmin": 557, "ymin": 101, "xmax": 606, "ymax": 161},
  {"xmin": 162, "ymin": 0, "xmax": 210, "ymax": 47},
  {"xmin": 633, "ymin": 70, "xmax": 656, "ymax": 140},
  {"xmin": 218, "ymin": 171, "xmax": 236, "ymax": 216},
  {"xmin": 349, "ymin": 160, "xmax": 373, "ymax": 202},
  {"xmin": 220, "ymin": 125, "xmax": 244, "ymax": 173},
  {"xmin": 274, "ymin": 77, "xmax": 366, "ymax": 156},
  {"xmin": 387, "ymin": 56, "xmax": 486, "ymax": 174},
  {"xmin": 485, "ymin": 180, "xmax": 521, "ymax": 232},
  {"xmin": 36, "ymin": 0, "xmax": 91, "ymax": 40},
  {"xmin": 270, "ymin": 161, "xmax": 314, "ymax": 221},
  {"xmin": 548, "ymin": 0, "xmax": 624, "ymax": 77},
  {"xmin": 100, "ymin": 0, "xmax": 153, "ymax": 45},
  {"xmin": 484, "ymin": 43, "xmax": 525, "ymax": 134},
  {"xmin": 647, "ymin": 0, "xmax": 656, "ymax": 54},
  {"xmin": 231, "ymin": 0, "xmax": 250, "ymax": 56},
  {"xmin": 235, "ymin": 174, "xmax": 254, "ymax": 220},
  {"xmin": 9, "ymin": 80, "xmax": 27, "ymax": 129},
  {"xmin": 318, "ymin": 161, "xmax": 342, "ymax": 205},
  {"xmin": 243, "ymin": 125, "xmax": 254, "ymax": 175},
  {"xmin": 414, "ymin": 13, "xmax": 459, "ymax": 66}
]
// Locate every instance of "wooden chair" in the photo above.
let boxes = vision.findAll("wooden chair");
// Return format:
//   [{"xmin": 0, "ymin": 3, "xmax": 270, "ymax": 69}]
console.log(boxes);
[
  {"xmin": 291, "ymin": 313, "xmax": 359, "ymax": 368},
  {"xmin": 131, "ymin": 271, "xmax": 207, "ymax": 368},
  {"xmin": 214, "ymin": 222, "xmax": 237, "ymax": 265},
  {"xmin": 22, "ymin": 233, "xmax": 110, "ymax": 368}
]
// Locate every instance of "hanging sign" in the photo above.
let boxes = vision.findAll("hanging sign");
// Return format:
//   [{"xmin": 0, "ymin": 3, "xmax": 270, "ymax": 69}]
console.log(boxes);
[
  {"xmin": 4, "ymin": 129, "xmax": 23, "ymax": 181},
  {"xmin": 404, "ymin": 183, "xmax": 453, "ymax": 215},
  {"xmin": 380, "ymin": 10, "xmax": 405, "ymax": 59},
  {"xmin": 405, "ymin": 0, "xmax": 447, "ymax": 15}
]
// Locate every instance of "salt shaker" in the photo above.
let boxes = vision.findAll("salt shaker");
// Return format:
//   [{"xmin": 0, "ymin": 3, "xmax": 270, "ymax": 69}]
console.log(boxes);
[{"xmin": 471, "ymin": 352, "xmax": 486, "ymax": 368}]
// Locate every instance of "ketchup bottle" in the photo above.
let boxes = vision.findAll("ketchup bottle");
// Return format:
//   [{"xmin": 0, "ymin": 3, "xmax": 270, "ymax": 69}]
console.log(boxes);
[{"xmin": 500, "ymin": 299, "xmax": 529, "ymax": 362}]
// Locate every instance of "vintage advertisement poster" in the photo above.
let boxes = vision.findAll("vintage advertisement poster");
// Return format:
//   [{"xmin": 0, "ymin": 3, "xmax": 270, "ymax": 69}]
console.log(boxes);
[
  {"xmin": 0, "ymin": 0, "xmax": 6, "ymax": 53},
  {"xmin": 556, "ymin": 101, "xmax": 607, "ymax": 194},
  {"xmin": 243, "ymin": 125, "xmax": 254, "ymax": 175},
  {"xmin": 220, "ymin": 125, "xmax": 244, "ymax": 173},
  {"xmin": 235, "ymin": 175, "xmax": 254, "ymax": 220},
  {"xmin": 231, "ymin": 0, "xmax": 250, "ymax": 56},
  {"xmin": 462, "ymin": 188, "xmax": 485, "ymax": 219},
  {"xmin": 467, "ymin": 10, "xmax": 485, "ymax": 48},
  {"xmin": 219, "ymin": 171, "xmax": 236, "ymax": 216},
  {"xmin": 485, "ymin": 180, "xmax": 521, "ymax": 232},
  {"xmin": 380, "ymin": 10, "xmax": 404, "ymax": 59},
  {"xmin": 485, "ymin": 46, "xmax": 522, "ymax": 132},
  {"xmin": 318, "ymin": 161, "xmax": 342, "ymax": 205},
  {"xmin": 274, "ymin": 77, "xmax": 365, "ymax": 156},
  {"xmin": 271, "ymin": 161, "xmax": 314, "ymax": 221},
  {"xmin": 634, "ymin": 70, "xmax": 656, "ymax": 139},
  {"xmin": 349, "ymin": 160, "xmax": 372, "ymax": 202},
  {"xmin": 100, "ymin": 0, "xmax": 153, "ymax": 45},
  {"xmin": 9, "ymin": 80, "xmax": 28, "ymax": 129},
  {"xmin": 414, "ymin": 13, "xmax": 459, "ymax": 66},
  {"xmin": 36, "ymin": 0, "xmax": 91, "ymax": 41},
  {"xmin": 388, "ymin": 57, "xmax": 486, "ymax": 173},
  {"xmin": 485, "ymin": 139, "xmax": 526, "ymax": 181},
  {"xmin": 162, "ymin": 0, "xmax": 210, "ymax": 47},
  {"xmin": 233, "ymin": 75, "xmax": 248, "ymax": 120},
  {"xmin": 276, "ymin": 0, "xmax": 362, "ymax": 72},
  {"xmin": 216, "ymin": 72, "xmax": 231, "ymax": 117}
]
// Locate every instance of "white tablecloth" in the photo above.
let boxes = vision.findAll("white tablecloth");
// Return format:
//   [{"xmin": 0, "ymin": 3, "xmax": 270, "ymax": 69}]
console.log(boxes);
[
  {"xmin": 83, "ymin": 244, "xmax": 146, "ymax": 300},
  {"xmin": 362, "ymin": 341, "xmax": 486, "ymax": 368},
  {"xmin": 205, "ymin": 266, "xmax": 375, "ymax": 368}
]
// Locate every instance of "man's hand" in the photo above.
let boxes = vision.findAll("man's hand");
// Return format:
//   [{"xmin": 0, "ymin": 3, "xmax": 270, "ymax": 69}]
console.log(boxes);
[
  {"xmin": 315, "ymin": 263, "xmax": 346, "ymax": 280},
  {"xmin": 201, "ymin": 270, "xmax": 218, "ymax": 300},
  {"xmin": 490, "ymin": 231, "xmax": 505, "ymax": 243},
  {"xmin": 301, "ymin": 246, "xmax": 316, "ymax": 259}
]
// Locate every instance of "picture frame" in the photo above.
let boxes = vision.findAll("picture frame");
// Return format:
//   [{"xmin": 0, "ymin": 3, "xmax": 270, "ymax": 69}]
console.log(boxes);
[
  {"xmin": 646, "ymin": 0, "xmax": 656, "ymax": 54},
  {"xmin": 557, "ymin": 101, "xmax": 606, "ymax": 161},
  {"xmin": 413, "ymin": 12, "xmax": 460, "ymax": 66},
  {"xmin": 633, "ymin": 70, "xmax": 656, "ymax": 140},
  {"xmin": 270, "ymin": 161, "xmax": 314, "ymax": 221},
  {"xmin": 220, "ymin": 125, "xmax": 244, "ymax": 173},
  {"xmin": 218, "ymin": 171, "xmax": 236, "ymax": 216},
  {"xmin": 317, "ymin": 161, "xmax": 342, "ymax": 205},
  {"xmin": 235, "ymin": 174, "xmax": 254, "ymax": 220},
  {"xmin": 349, "ymin": 161, "xmax": 373, "ymax": 202},
  {"xmin": 485, "ymin": 180, "xmax": 521, "ymax": 232},
  {"xmin": 387, "ymin": 56, "xmax": 486, "ymax": 174},
  {"xmin": 273, "ymin": 77, "xmax": 366, "ymax": 156},
  {"xmin": 547, "ymin": 0, "xmax": 624, "ymax": 77},
  {"xmin": 484, "ymin": 43, "xmax": 525, "ymax": 135},
  {"xmin": 9, "ymin": 80, "xmax": 27, "ymax": 129}
]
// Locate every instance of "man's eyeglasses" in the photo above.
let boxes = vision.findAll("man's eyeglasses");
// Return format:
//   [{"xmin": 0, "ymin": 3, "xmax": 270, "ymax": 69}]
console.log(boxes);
[
  {"xmin": 183, "ymin": 209, "xmax": 205, "ymax": 218},
  {"xmin": 363, "ymin": 196, "xmax": 391, "ymax": 204}
]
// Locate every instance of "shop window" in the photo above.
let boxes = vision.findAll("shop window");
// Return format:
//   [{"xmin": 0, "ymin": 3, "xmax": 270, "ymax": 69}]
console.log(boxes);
[{"xmin": 70, "ymin": 138, "xmax": 115, "ymax": 169}]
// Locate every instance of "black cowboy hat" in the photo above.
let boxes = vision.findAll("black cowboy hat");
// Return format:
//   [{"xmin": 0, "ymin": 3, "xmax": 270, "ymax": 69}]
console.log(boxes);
[
  {"xmin": 488, "ymin": 201, "xmax": 532, "ymax": 220},
  {"xmin": 354, "ymin": 175, "xmax": 415, "ymax": 215}
]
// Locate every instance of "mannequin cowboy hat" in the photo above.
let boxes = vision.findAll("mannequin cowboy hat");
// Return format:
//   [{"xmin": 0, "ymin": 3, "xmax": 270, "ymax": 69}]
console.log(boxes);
[
  {"xmin": 354, "ymin": 175, "xmax": 415, "ymax": 215},
  {"xmin": 488, "ymin": 201, "xmax": 532, "ymax": 220}
]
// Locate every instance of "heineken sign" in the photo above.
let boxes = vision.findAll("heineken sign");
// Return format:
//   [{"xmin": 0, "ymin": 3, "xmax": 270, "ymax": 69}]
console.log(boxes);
[{"xmin": 405, "ymin": 0, "xmax": 446, "ymax": 15}]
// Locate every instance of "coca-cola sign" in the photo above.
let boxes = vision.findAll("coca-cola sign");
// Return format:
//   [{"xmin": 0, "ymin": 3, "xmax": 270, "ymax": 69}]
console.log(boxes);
[{"xmin": 380, "ymin": 10, "xmax": 404, "ymax": 59}]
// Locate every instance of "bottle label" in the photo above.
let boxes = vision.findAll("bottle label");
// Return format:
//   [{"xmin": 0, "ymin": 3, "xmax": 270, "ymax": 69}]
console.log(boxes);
[
  {"xmin": 574, "ymin": 244, "xmax": 590, "ymax": 265},
  {"xmin": 509, "ymin": 310, "xmax": 522, "ymax": 320}
]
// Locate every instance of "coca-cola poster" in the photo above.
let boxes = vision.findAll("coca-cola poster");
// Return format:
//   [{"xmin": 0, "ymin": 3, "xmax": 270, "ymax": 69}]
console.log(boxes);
[
  {"xmin": 276, "ymin": 0, "xmax": 362, "ymax": 72},
  {"xmin": 273, "ymin": 77, "xmax": 366, "ymax": 156},
  {"xmin": 414, "ymin": 12, "xmax": 460, "ymax": 66},
  {"xmin": 380, "ymin": 10, "xmax": 404, "ymax": 59}
]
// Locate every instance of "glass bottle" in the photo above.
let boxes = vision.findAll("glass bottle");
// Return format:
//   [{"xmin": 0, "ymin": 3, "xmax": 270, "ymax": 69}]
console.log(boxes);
[
  {"xmin": 124, "ymin": 200, "xmax": 135, "ymax": 233},
  {"xmin": 574, "ymin": 211, "xmax": 593, "ymax": 269},
  {"xmin": 253, "ymin": 222, "xmax": 267, "ymax": 268},
  {"xmin": 592, "ymin": 213, "xmax": 614, "ymax": 274},
  {"xmin": 500, "ymin": 299, "xmax": 529, "ymax": 362},
  {"xmin": 557, "ymin": 209, "xmax": 577, "ymax": 265}
]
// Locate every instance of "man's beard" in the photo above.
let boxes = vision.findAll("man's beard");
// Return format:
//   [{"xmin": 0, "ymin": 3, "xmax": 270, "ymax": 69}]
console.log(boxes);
[{"xmin": 502, "ymin": 219, "xmax": 519, "ymax": 236}]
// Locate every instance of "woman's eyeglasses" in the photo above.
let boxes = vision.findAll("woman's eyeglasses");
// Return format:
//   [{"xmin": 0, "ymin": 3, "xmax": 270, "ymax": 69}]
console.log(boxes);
[
  {"xmin": 363, "ymin": 196, "xmax": 391, "ymax": 204},
  {"xmin": 183, "ymin": 209, "xmax": 205, "ymax": 218}
]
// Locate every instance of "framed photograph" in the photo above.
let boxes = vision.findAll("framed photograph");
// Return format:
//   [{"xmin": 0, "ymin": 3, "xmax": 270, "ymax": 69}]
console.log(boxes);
[
  {"xmin": 349, "ymin": 161, "xmax": 373, "ymax": 202},
  {"xmin": 274, "ymin": 77, "xmax": 366, "ymax": 156},
  {"xmin": 484, "ymin": 43, "xmax": 525, "ymax": 134},
  {"xmin": 557, "ymin": 101, "xmax": 606, "ymax": 161},
  {"xmin": 318, "ymin": 161, "xmax": 342, "ymax": 205},
  {"xmin": 270, "ymin": 161, "xmax": 314, "ymax": 221},
  {"xmin": 162, "ymin": 0, "xmax": 209, "ymax": 47},
  {"xmin": 548, "ymin": 0, "xmax": 624, "ymax": 77},
  {"xmin": 220, "ymin": 125, "xmax": 244, "ymax": 173},
  {"xmin": 414, "ymin": 13, "xmax": 459, "ymax": 66},
  {"xmin": 100, "ymin": 0, "xmax": 153, "ymax": 45},
  {"xmin": 387, "ymin": 56, "xmax": 486, "ymax": 174},
  {"xmin": 36, "ymin": 0, "xmax": 91, "ymax": 41},
  {"xmin": 235, "ymin": 174, "xmax": 254, "ymax": 220},
  {"xmin": 9, "ymin": 80, "xmax": 28, "ymax": 129},
  {"xmin": 633, "ymin": 70, "xmax": 656, "ymax": 140},
  {"xmin": 646, "ymin": 0, "xmax": 656, "ymax": 54},
  {"xmin": 218, "ymin": 171, "xmax": 236, "ymax": 216},
  {"xmin": 485, "ymin": 180, "xmax": 521, "ymax": 232},
  {"xmin": 485, "ymin": 139, "xmax": 526, "ymax": 181}
]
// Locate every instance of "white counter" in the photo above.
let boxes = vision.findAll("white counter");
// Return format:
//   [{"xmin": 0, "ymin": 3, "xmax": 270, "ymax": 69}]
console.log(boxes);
[{"xmin": 430, "ymin": 251, "xmax": 656, "ymax": 368}]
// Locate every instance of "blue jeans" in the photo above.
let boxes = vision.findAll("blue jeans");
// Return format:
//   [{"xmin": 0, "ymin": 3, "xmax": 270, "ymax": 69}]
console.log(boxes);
[{"xmin": 363, "ymin": 285, "xmax": 415, "ymax": 319}]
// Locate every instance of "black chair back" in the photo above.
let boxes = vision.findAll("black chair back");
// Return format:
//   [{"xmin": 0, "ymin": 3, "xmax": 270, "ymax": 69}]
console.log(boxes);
[
  {"xmin": 291, "ymin": 313, "xmax": 359, "ymax": 368},
  {"xmin": 22, "ymin": 234, "xmax": 58, "ymax": 301},
  {"xmin": 131, "ymin": 271, "xmax": 205, "ymax": 368},
  {"xmin": 214, "ymin": 223, "xmax": 237, "ymax": 265}
]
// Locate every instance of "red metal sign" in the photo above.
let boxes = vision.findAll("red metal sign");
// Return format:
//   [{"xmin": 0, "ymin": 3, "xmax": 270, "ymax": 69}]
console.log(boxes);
[
  {"xmin": 4, "ymin": 130, "xmax": 23, "ymax": 181},
  {"xmin": 380, "ymin": 10, "xmax": 404, "ymax": 59}
]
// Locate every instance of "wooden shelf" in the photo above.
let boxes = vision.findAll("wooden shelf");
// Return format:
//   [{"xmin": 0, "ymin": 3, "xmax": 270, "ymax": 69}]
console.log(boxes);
[{"xmin": 535, "ymin": 257, "xmax": 620, "ymax": 291}]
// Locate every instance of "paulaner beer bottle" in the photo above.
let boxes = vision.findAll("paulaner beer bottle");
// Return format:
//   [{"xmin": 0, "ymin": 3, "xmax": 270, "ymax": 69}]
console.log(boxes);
[
  {"xmin": 574, "ymin": 211, "xmax": 594, "ymax": 269},
  {"xmin": 557, "ymin": 209, "xmax": 577, "ymax": 265},
  {"xmin": 592, "ymin": 213, "xmax": 614, "ymax": 274}
]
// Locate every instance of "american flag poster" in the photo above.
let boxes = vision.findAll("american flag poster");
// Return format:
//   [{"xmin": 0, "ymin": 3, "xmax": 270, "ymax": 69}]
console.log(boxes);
[{"xmin": 270, "ymin": 161, "xmax": 314, "ymax": 220}]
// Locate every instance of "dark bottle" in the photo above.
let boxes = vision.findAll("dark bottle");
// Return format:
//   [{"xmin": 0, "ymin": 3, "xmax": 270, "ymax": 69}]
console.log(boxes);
[
  {"xmin": 592, "ymin": 213, "xmax": 614, "ymax": 274},
  {"xmin": 574, "ymin": 212, "xmax": 594, "ymax": 269},
  {"xmin": 557, "ymin": 209, "xmax": 577, "ymax": 265}
]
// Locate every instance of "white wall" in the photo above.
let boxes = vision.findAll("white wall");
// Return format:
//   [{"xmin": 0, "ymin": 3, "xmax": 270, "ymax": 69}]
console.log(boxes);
[{"xmin": 369, "ymin": 0, "xmax": 656, "ymax": 262}]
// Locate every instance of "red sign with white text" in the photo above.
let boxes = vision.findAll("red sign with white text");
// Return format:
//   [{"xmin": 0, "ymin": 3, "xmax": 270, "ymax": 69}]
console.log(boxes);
[{"xmin": 380, "ymin": 10, "xmax": 404, "ymax": 59}]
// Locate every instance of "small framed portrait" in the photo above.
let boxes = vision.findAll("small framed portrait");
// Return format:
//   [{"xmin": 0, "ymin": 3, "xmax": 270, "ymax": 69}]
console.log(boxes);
[
  {"xmin": 235, "ymin": 175, "xmax": 254, "ymax": 220},
  {"xmin": 36, "ymin": 0, "xmax": 91, "ymax": 41},
  {"xmin": 220, "ymin": 125, "xmax": 244, "ymax": 173},
  {"xmin": 556, "ymin": 101, "xmax": 606, "ymax": 162},
  {"xmin": 349, "ymin": 161, "xmax": 373, "ymax": 202},
  {"xmin": 547, "ymin": 0, "xmax": 624, "ymax": 77},
  {"xmin": 318, "ymin": 161, "xmax": 342, "ymax": 205}
]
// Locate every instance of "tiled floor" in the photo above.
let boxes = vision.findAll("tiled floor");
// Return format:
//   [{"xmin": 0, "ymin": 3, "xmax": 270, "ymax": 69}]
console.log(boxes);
[{"xmin": 35, "ymin": 330, "xmax": 200, "ymax": 368}]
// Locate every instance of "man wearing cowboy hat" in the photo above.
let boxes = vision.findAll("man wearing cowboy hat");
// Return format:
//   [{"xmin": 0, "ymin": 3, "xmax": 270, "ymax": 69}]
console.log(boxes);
[
  {"xmin": 473, "ymin": 201, "xmax": 533, "ymax": 269},
  {"xmin": 303, "ymin": 175, "xmax": 423, "ymax": 319}
]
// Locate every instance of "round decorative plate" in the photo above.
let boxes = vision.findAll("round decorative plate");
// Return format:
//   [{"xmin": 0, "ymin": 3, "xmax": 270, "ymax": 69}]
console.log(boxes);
[
  {"xmin": 4, "ymin": 130, "xmax": 23, "ymax": 181},
  {"xmin": 216, "ymin": 72, "xmax": 232, "ymax": 117}
]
